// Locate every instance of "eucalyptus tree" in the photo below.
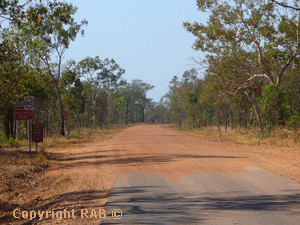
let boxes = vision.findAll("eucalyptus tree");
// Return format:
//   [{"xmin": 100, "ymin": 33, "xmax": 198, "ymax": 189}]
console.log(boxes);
[
  {"xmin": 184, "ymin": 0, "xmax": 300, "ymax": 128},
  {"xmin": 0, "ymin": 24, "xmax": 47, "ymax": 137},
  {"xmin": 130, "ymin": 79, "xmax": 154, "ymax": 123},
  {"xmin": 0, "ymin": 0, "xmax": 42, "ymax": 115},
  {"xmin": 76, "ymin": 56, "xmax": 102, "ymax": 128},
  {"xmin": 118, "ymin": 82, "xmax": 134, "ymax": 124},
  {"xmin": 165, "ymin": 76, "xmax": 184, "ymax": 128},
  {"xmin": 144, "ymin": 98, "xmax": 172, "ymax": 124},
  {"xmin": 60, "ymin": 60, "xmax": 85, "ymax": 128},
  {"xmin": 117, "ymin": 80, "xmax": 153, "ymax": 124},
  {"xmin": 0, "ymin": 0, "xmax": 32, "ymax": 35},
  {"xmin": 107, "ymin": 93, "xmax": 126, "ymax": 125},
  {"xmin": 16, "ymin": 0, "xmax": 88, "ymax": 135},
  {"xmin": 76, "ymin": 56, "xmax": 125, "ymax": 128}
]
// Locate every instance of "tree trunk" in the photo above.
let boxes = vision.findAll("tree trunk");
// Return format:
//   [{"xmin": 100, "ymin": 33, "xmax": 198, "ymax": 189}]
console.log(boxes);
[
  {"xmin": 92, "ymin": 92, "xmax": 96, "ymax": 129},
  {"xmin": 54, "ymin": 81, "xmax": 65, "ymax": 136},
  {"xmin": 244, "ymin": 90, "xmax": 263, "ymax": 129},
  {"xmin": 46, "ymin": 111, "xmax": 49, "ymax": 137},
  {"xmin": 225, "ymin": 114, "xmax": 228, "ymax": 131},
  {"xmin": 125, "ymin": 101, "xmax": 129, "ymax": 125},
  {"xmin": 142, "ymin": 106, "xmax": 145, "ymax": 123},
  {"xmin": 217, "ymin": 112, "xmax": 222, "ymax": 141},
  {"xmin": 4, "ymin": 108, "xmax": 14, "ymax": 138}
]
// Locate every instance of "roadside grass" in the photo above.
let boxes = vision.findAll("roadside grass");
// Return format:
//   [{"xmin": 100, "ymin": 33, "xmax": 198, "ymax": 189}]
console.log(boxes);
[
  {"xmin": 165, "ymin": 124, "xmax": 300, "ymax": 147},
  {"xmin": 0, "ymin": 124, "xmax": 128, "ymax": 223}
]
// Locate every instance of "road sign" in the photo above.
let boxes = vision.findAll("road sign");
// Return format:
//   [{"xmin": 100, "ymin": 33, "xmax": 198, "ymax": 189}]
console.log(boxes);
[
  {"xmin": 13, "ymin": 106, "xmax": 34, "ymax": 120},
  {"xmin": 24, "ymin": 96, "xmax": 35, "ymax": 110},
  {"xmin": 32, "ymin": 124, "xmax": 43, "ymax": 143}
]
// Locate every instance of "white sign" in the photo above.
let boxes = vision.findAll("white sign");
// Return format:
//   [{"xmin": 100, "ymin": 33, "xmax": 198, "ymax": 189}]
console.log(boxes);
[{"xmin": 24, "ymin": 96, "xmax": 35, "ymax": 110}]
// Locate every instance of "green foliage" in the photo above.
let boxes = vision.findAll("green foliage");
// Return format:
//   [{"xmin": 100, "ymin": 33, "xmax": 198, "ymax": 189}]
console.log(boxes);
[
  {"xmin": 182, "ymin": 0, "xmax": 300, "ymax": 131},
  {"xmin": 70, "ymin": 133, "xmax": 79, "ymax": 139},
  {"xmin": 0, "ymin": 134, "xmax": 18, "ymax": 147},
  {"xmin": 287, "ymin": 115, "xmax": 300, "ymax": 130},
  {"xmin": 259, "ymin": 83, "xmax": 289, "ymax": 129}
]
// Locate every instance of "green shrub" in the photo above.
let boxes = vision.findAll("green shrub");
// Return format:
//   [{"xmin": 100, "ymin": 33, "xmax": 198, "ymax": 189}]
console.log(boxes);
[
  {"xmin": 287, "ymin": 115, "xmax": 300, "ymax": 130},
  {"xmin": 70, "ymin": 133, "xmax": 79, "ymax": 138},
  {"xmin": 0, "ymin": 135, "xmax": 19, "ymax": 147},
  {"xmin": 259, "ymin": 83, "xmax": 290, "ymax": 130}
]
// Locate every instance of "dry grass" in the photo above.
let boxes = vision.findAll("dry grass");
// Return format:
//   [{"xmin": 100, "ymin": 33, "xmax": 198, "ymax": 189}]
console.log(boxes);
[
  {"xmin": 0, "ymin": 125, "xmax": 128, "ymax": 224},
  {"xmin": 165, "ymin": 125, "xmax": 300, "ymax": 148},
  {"xmin": 0, "ymin": 147, "xmax": 48, "ymax": 202},
  {"xmin": 41, "ymin": 125, "xmax": 128, "ymax": 149}
]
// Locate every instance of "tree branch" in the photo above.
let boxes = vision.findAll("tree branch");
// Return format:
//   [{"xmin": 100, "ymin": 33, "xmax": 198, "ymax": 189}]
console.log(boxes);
[
  {"xmin": 247, "ymin": 73, "xmax": 270, "ymax": 81},
  {"xmin": 271, "ymin": 0, "xmax": 300, "ymax": 10},
  {"xmin": 253, "ymin": 39, "xmax": 274, "ymax": 83},
  {"xmin": 277, "ymin": 52, "xmax": 300, "ymax": 86}
]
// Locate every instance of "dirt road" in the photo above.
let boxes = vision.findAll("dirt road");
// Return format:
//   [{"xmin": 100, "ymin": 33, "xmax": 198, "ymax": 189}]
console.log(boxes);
[{"xmin": 11, "ymin": 125, "xmax": 300, "ymax": 224}]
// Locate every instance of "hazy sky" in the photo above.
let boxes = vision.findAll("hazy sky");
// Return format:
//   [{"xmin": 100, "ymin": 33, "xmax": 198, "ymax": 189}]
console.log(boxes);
[{"xmin": 63, "ymin": 0, "xmax": 206, "ymax": 101}]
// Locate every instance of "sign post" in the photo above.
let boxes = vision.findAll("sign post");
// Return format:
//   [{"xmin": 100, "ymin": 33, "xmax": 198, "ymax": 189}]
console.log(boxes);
[
  {"xmin": 24, "ymin": 97, "xmax": 35, "ymax": 158},
  {"xmin": 32, "ymin": 124, "xmax": 43, "ymax": 152}
]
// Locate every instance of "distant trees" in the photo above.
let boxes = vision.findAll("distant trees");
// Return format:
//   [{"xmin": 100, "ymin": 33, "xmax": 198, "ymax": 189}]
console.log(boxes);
[
  {"xmin": 144, "ymin": 97, "xmax": 171, "ymax": 124},
  {"xmin": 76, "ymin": 56, "xmax": 125, "ymax": 129},
  {"xmin": 117, "ymin": 80, "xmax": 154, "ymax": 124},
  {"xmin": 3, "ymin": 0, "xmax": 300, "ymax": 141}
]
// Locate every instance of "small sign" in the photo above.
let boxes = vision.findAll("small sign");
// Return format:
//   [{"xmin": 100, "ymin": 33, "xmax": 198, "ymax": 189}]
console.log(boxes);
[
  {"xmin": 32, "ymin": 124, "xmax": 43, "ymax": 143},
  {"xmin": 14, "ymin": 106, "xmax": 34, "ymax": 120},
  {"xmin": 24, "ymin": 96, "xmax": 35, "ymax": 110}
]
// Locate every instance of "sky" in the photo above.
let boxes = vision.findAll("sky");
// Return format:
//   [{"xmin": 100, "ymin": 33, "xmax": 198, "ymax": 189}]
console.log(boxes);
[{"xmin": 62, "ymin": 0, "xmax": 206, "ymax": 102}]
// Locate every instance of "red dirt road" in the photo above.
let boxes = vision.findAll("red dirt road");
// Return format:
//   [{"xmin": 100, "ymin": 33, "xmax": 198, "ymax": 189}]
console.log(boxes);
[{"xmin": 10, "ymin": 125, "xmax": 300, "ymax": 224}]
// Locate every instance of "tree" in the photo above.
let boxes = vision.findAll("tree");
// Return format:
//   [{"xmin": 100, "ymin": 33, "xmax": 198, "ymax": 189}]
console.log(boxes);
[
  {"xmin": 117, "ymin": 80, "xmax": 153, "ymax": 124},
  {"xmin": 18, "ymin": 0, "xmax": 88, "ymax": 135},
  {"xmin": 0, "ymin": 24, "xmax": 47, "ymax": 137},
  {"xmin": 0, "ymin": 0, "xmax": 32, "ymax": 34},
  {"xmin": 118, "ymin": 82, "xmax": 133, "ymax": 125},
  {"xmin": 165, "ymin": 76, "xmax": 184, "ymax": 128},
  {"xmin": 184, "ymin": 0, "xmax": 300, "ymax": 129},
  {"xmin": 144, "ymin": 98, "xmax": 172, "ymax": 124},
  {"xmin": 130, "ymin": 79, "xmax": 154, "ymax": 123},
  {"xmin": 76, "ymin": 56, "xmax": 125, "ymax": 128},
  {"xmin": 76, "ymin": 56, "xmax": 102, "ymax": 128}
]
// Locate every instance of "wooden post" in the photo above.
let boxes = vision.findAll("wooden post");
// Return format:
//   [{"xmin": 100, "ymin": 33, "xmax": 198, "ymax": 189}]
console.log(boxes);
[
  {"xmin": 28, "ymin": 111, "xmax": 31, "ymax": 158},
  {"xmin": 16, "ymin": 120, "xmax": 18, "ymax": 139}
]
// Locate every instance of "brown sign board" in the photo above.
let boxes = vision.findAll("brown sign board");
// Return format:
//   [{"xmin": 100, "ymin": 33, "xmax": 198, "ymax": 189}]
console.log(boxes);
[
  {"xmin": 14, "ymin": 106, "xmax": 34, "ymax": 120},
  {"xmin": 32, "ymin": 124, "xmax": 43, "ymax": 143}
]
